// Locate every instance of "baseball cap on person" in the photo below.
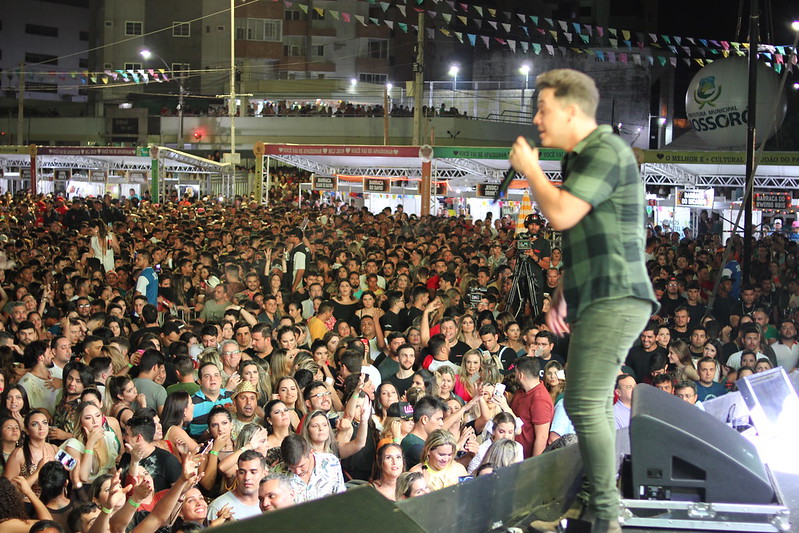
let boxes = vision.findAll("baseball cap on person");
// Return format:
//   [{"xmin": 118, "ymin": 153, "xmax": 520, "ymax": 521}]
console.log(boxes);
[
  {"xmin": 387, "ymin": 402, "xmax": 414, "ymax": 420},
  {"xmin": 792, "ymin": 221, "xmax": 799, "ymax": 229}
]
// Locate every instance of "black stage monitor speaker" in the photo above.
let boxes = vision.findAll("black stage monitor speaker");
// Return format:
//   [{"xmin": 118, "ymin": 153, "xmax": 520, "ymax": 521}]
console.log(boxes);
[{"xmin": 630, "ymin": 384, "xmax": 774, "ymax": 504}]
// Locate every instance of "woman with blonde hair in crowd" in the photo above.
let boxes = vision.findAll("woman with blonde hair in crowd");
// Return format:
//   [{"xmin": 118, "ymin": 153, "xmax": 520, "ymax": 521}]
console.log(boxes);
[
  {"xmin": 62, "ymin": 401, "xmax": 122, "ymax": 484},
  {"xmin": 432, "ymin": 366, "xmax": 462, "ymax": 405},
  {"xmin": 667, "ymin": 340, "xmax": 699, "ymax": 382},
  {"xmin": 455, "ymin": 306, "xmax": 474, "ymax": 336},
  {"xmin": 409, "ymin": 429, "xmax": 468, "ymax": 490},
  {"xmin": 269, "ymin": 350, "xmax": 294, "ymax": 390},
  {"xmin": 454, "ymin": 349, "xmax": 482, "ymax": 402},
  {"xmin": 479, "ymin": 438, "xmax": 524, "ymax": 472}
]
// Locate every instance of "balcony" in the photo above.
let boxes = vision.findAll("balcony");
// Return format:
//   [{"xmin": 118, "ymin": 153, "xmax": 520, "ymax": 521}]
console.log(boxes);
[
  {"xmin": 355, "ymin": 57, "xmax": 389, "ymax": 74},
  {"xmin": 356, "ymin": 25, "xmax": 390, "ymax": 39},
  {"xmin": 276, "ymin": 58, "xmax": 336, "ymax": 73},
  {"xmin": 235, "ymin": 41, "xmax": 283, "ymax": 59}
]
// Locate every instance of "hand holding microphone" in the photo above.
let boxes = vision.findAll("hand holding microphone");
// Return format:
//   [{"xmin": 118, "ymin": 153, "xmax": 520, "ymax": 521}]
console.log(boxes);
[{"xmin": 494, "ymin": 137, "xmax": 538, "ymax": 202}]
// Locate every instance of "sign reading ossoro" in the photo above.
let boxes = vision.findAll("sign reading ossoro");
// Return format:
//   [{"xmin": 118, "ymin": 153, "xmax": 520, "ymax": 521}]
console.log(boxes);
[
  {"xmin": 754, "ymin": 193, "xmax": 791, "ymax": 211},
  {"xmin": 312, "ymin": 175, "xmax": 338, "ymax": 191},
  {"xmin": 363, "ymin": 177, "xmax": 390, "ymax": 193},
  {"xmin": 676, "ymin": 188, "xmax": 715, "ymax": 208}
]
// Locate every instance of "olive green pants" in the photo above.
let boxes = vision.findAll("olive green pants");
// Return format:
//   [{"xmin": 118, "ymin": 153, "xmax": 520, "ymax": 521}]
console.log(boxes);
[{"xmin": 563, "ymin": 297, "xmax": 651, "ymax": 520}]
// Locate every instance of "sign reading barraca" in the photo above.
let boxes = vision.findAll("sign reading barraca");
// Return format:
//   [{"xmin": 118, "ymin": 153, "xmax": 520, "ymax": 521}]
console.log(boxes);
[
  {"xmin": 312, "ymin": 175, "xmax": 338, "ymax": 191},
  {"xmin": 685, "ymin": 57, "xmax": 786, "ymax": 149},
  {"xmin": 676, "ymin": 189, "xmax": 715, "ymax": 208},
  {"xmin": 363, "ymin": 178, "xmax": 390, "ymax": 193},
  {"xmin": 753, "ymin": 193, "xmax": 791, "ymax": 211}
]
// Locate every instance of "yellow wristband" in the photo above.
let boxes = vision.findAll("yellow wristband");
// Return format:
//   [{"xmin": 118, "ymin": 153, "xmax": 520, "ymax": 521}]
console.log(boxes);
[{"xmin": 102, "ymin": 507, "xmax": 113, "ymax": 514}]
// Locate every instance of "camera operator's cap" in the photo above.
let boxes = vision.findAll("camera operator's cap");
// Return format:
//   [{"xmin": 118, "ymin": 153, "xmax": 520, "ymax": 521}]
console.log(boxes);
[
  {"xmin": 233, "ymin": 380, "xmax": 258, "ymax": 399},
  {"xmin": 387, "ymin": 401, "xmax": 414, "ymax": 419},
  {"xmin": 525, "ymin": 213, "xmax": 544, "ymax": 226}
]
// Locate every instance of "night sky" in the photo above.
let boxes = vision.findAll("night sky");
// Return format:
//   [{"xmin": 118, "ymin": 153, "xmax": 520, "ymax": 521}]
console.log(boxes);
[{"xmin": 657, "ymin": 0, "xmax": 798, "ymax": 45}]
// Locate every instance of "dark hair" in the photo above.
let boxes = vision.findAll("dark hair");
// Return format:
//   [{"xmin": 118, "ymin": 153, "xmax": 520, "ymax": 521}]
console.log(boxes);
[
  {"xmin": 0, "ymin": 476, "xmax": 29, "ymax": 522},
  {"xmin": 30, "ymin": 520, "xmax": 66, "ymax": 533},
  {"xmin": 370, "ymin": 442, "xmax": 404, "ymax": 483},
  {"xmin": 412, "ymin": 396, "xmax": 445, "ymax": 424},
  {"xmin": 125, "ymin": 414, "xmax": 156, "ymax": 442},
  {"xmin": 22, "ymin": 340, "xmax": 49, "ymax": 369},
  {"xmin": 139, "ymin": 349, "xmax": 165, "ymax": 372},
  {"xmin": 238, "ymin": 449, "xmax": 267, "ymax": 469},
  {"xmin": 0, "ymin": 384, "xmax": 30, "ymax": 420},
  {"xmin": 280, "ymin": 433, "xmax": 311, "ymax": 465},
  {"xmin": 67, "ymin": 502, "xmax": 100, "ymax": 533},
  {"xmin": 160, "ymin": 391, "xmax": 191, "ymax": 437},
  {"xmin": 207, "ymin": 405, "xmax": 232, "ymax": 428},
  {"xmin": 38, "ymin": 460, "xmax": 70, "ymax": 504},
  {"xmin": 513, "ymin": 356, "xmax": 541, "ymax": 379}
]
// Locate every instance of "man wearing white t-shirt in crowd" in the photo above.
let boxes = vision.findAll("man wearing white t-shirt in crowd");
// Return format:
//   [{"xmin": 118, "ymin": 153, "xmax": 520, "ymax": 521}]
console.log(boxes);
[
  {"xmin": 725, "ymin": 323, "xmax": 771, "ymax": 370},
  {"xmin": 18, "ymin": 340, "xmax": 59, "ymax": 415},
  {"xmin": 771, "ymin": 319, "xmax": 799, "ymax": 370},
  {"xmin": 207, "ymin": 449, "xmax": 266, "ymax": 522},
  {"xmin": 613, "ymin": 374, "xmax": 636, "ymax": 430},
  {"xmin": 48, "ymin": 335, "xmax": 72, "ymax": 379}
]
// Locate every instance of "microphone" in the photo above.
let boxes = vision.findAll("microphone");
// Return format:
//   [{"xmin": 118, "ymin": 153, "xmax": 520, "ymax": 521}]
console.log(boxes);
[{"xmin": 493, "ymin": 168, "xmax": 516, "ymax": 203}]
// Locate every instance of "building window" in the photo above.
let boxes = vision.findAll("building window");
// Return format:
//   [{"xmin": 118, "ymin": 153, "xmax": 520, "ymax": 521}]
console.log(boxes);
[
  {"xmin": 124, "ymin": 62, "xmax": 142, "ymax": 71},
  {"xmin": 125, "ymin": 21, "xmax": 142, "ymax": 35},
  {"xmin": 25, "ymin": 52, "xmax": 58, "ymax": 65},
  {"xmin": 311, "ymin": 9, "xmax": 325, "ymax": 20},
  {"xmin": 79, "ymin": 57, "xmax": 88, "ymax": 68},
  {"xmin": 359, "ymin": 73, "xmax": 387, "ymax": 84},
  {"xmin": 284, "ymin": 10, "xmax": 302, "ymax": 21},
  {"xmin": 367, "ymin": 40, "xmax": 388, "ymax": 59},
  {"xmin": 25, "ymin": 24, "xmax": 58, "ymax": 37},
  {"xmin": 284, "ymin": 44, "xmax": 303, "ymax": 57},
  {"xmin": 173, "ymin": 22, "xmax": 190, "ymax": 37},
  {"xmin": 235, "ymin": 18, "xmax": 282, "ymax": 42},
  {"xmin": 79, "ymin": 30, "xmax": 89, "ymax": 41},
  {"xmin": 313, "ymin": 45, "xmax": 325, "ymax": 57},
  {"xmin": 171, "ymin": 63, "xmax": 190, "ymax": 77}
]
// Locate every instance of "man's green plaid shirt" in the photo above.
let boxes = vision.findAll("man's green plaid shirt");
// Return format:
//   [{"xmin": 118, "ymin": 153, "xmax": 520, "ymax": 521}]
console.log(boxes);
[{"xmin": 559, "ymin": 125, "xmax": 659, "ymax": 322}]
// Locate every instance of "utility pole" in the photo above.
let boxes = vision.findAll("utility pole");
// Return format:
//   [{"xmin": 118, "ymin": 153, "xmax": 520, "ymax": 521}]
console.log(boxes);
[
  {"xmin": 743, "ymin": 0, "xmax": 759, "ymax": 283},
  {"xmin": 412, "ymin": 12, "xmax": 424, "ymax": 146},
  {"xmin": 229, "ymin": 0, "xmax": 237, "ymax": 162},
  {"xmin": 17, "ymin": 64, "xmax": 24, "ymax": 145}
]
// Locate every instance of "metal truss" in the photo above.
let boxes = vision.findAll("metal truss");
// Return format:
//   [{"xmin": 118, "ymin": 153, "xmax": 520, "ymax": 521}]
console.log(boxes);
[
  {"xmin": 268, "ymin": 155, "xmax": 336, "ymax": 176},
  {"xmin": 642, "ymin": 163, "xmax": 697, "ymax": 186},
  {"xmin": 694, "ymin": 175, "xmax": 799, "ymax": 189},
  {"xmin": 445, "ymin": 158, "xmax": 505, "ymax": 180}
]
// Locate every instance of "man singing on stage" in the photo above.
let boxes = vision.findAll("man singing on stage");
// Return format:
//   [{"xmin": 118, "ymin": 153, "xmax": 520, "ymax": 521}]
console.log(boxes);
[{"xmin": 509, "ymin": 69, "xmax": 658, "ymax": 533}]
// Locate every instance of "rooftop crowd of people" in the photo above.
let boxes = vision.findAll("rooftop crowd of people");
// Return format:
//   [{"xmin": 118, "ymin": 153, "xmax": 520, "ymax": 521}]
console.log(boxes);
[{"xmin": 0, "ymin": 188, "xmax": 796, "ymax": 533}]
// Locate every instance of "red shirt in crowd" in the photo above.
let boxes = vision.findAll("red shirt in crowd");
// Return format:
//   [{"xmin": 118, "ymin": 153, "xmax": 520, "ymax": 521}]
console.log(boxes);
[{"xmin": 510, "ymin": 381, "xmax": 554, "ymax": 458}]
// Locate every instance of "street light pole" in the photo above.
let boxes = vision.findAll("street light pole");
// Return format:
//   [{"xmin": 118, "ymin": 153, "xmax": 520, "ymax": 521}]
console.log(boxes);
[
  {"xmin": 448, "ymin": 64, "xmax": 459, "ymax": 111},
  {"xmin": 519, "ymin": 63, "xmax": 530, "ymax": 115},
  {"xmin": 141, "ymin": 49, "xmax": 184, "ymax": 150}
]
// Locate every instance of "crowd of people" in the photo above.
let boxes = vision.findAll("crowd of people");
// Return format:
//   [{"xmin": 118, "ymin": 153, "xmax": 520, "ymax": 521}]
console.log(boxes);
[
  {"xmin": 0, "ymin": 189, "xmax": 795, "ymax": 533},
  {"xmin": 158, "ymin": 100, "xmax": 467, "ymax": 120}
]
